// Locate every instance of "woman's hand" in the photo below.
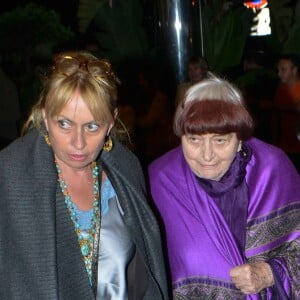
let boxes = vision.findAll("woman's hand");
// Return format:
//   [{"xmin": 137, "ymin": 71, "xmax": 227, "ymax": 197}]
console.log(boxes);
[{"xmin": 230, "ymin": 261, "xmax": 274, "ymax": 294}]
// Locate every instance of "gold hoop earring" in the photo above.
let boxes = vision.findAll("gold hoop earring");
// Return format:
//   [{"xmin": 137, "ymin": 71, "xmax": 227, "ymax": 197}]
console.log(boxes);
[
  {"xmin": 103, "ymin": 136, "xmax": 113, "ymax": 152},
  {"xmin": 44, "ymin": 133, "xmax": 51, "ymax": 146}
]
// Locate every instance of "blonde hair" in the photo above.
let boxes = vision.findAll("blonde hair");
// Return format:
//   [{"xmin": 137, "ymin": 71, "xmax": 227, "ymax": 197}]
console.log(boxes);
[{"xmin": 22, "ymin": 51, "xmax": 119, "ymax": 134}]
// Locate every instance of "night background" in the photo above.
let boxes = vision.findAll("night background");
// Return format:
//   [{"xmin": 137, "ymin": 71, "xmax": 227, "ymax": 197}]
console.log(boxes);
[{"xmin": 0, "ymin": 0, "xmax": 300, "ymax": 160}]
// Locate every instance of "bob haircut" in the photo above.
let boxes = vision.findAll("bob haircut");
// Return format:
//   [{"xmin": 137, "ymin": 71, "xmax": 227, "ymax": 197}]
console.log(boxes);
[
  {"xmin": 23, "ymin": 51, "xmax": 118, "ymax": 133},
  {"xmin": 173, "ymin": 75, "xmax": 254, "ymax": 140}
]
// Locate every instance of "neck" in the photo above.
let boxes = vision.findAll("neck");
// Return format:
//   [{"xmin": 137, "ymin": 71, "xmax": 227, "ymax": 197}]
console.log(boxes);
[
  {"xmin": 56, "ymin": 161, "xmax": 98, "ymax": 210},
  {"xmin": 287, "ymin": 76, "xmax": 300, "ymax": 87},
  {"xmin": 54, "ymin": 158, "xmax": 93, "ymax": 178}
]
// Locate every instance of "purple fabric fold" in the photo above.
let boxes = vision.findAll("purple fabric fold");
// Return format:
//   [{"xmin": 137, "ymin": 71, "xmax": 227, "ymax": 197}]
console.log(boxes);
[
  {"xmin": 149, "ymin": 137, "xmax": 300, "ymax": 299},
  {"xmin": 268, "ymin": 259, "xmax": 290, "ymax": 299},
  {"xmin": 197, "ymin": 144, "xmax": 251, "ymax": 253}
]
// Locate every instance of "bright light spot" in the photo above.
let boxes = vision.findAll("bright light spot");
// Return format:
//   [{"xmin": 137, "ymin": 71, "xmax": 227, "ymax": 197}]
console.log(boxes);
[
  {"xmin": 174, "ymin": 11, "xmax": 182, "ymax": 32},
  {"xmin": 250, "ymin": 7, "xmax": 271, "ymax": 36}
]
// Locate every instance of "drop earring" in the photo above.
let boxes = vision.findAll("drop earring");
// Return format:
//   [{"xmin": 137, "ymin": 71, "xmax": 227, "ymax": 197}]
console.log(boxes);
[
  {"xmin": 103, "ymin": 136, "xmax": 113, "ymax": 152},
  {"xmin": 44, "ymin": 133, "xmax": 51, "ymax": 146}
]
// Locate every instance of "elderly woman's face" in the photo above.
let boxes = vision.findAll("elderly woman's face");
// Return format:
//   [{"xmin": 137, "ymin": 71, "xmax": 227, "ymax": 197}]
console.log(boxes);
[
  {"xmin": 43, "ymin": 91, "xmax": 114, "ymax": 171},
  {"xmin": 182, "ymin": 132, "xmax": 240, "ymax": 181}
]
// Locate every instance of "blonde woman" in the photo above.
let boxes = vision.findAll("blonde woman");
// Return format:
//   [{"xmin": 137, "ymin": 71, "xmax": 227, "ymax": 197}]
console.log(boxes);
[{"xmin": 0, "ymin": 51, "xmax": 168, "ymax": 299}]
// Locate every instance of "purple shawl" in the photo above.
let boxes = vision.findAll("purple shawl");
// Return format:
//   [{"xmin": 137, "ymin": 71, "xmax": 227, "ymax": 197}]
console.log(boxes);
[{"xmin": 149, "ymin": 138, "xmax": 300, "ymax": 299}]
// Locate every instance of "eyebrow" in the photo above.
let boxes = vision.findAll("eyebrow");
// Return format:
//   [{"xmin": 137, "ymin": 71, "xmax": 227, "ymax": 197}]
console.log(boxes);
[{"xmin": 56, "ymin": 115, "xmax": 99, "ymax": 126}]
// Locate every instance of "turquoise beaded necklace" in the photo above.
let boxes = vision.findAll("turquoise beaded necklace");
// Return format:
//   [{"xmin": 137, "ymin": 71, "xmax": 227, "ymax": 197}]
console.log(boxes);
[{"xmin": 56, "ymin": 161, "xmax": 100, "ymax": 285}]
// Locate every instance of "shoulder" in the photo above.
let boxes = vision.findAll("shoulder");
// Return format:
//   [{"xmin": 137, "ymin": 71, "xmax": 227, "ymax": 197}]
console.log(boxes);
[
  {"xmin": 176, "ymin": 82, "xmax": 191, "ymax": 93},
  {"xmin": 295, "ymin": 79, "xmax": 300, "ymax": 87},
  {"xmin": 0, "ymin": 130, "xmax": 39, "ymax": 163},
  {"xmin": 245, "ymin": 139, "xmax": 300, "ymax": 218},
  {"xmin": 101, "ymin": 137, "xmax": 145, "ymax": 183},
  {"xmin": 247, "ymin": 138, "xmax": 289, "ymax": 163},
  {"xmin": 148, "ymin": 146, "xmax": 182, "ymax": 178},
  {"xmin": 274, "ymin": 83, "xmax": 291, "ymax": 103},
  {"xmin": 247, "ymin": 138, "xmax": 288, "ymax": 159},
  {"xmin": 0, "ymin": 130, "xmax": 55, "ymax": 184},
  {"xmin": 113, "ymin": 138, "xmax": 141, "ymax": 167},
  {"xmin": 246, "ymin": 137, "xmax": 299, "ymax": 176},
  {"xmin": 177, "ymin": 81, "xmax": 191, "ymax": 88},
  {"xmin": 291, "ymin": 80, "xmax": 300, "ymax": 98}
]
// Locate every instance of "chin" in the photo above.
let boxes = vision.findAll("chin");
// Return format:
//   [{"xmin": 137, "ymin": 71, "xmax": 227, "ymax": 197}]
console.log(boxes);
[{"xmin": 197, "ymin": 172, "xmax": 220, "ymax": 181}]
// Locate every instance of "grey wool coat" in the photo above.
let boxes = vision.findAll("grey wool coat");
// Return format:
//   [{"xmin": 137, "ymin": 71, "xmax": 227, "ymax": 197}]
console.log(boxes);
[{"xmin": 0, "ymin": 129, "xmax": 168, "ymax": 300}]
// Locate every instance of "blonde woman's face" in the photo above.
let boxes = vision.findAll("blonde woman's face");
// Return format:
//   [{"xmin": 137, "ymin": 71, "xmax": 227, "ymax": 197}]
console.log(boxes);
[
  {"xmin": 182, "ymin": 132, "xmax": 240, "ymax": 181},
  {"xmin": 43, "ymin": 91, "xmax": 114, "ymax": 171}
]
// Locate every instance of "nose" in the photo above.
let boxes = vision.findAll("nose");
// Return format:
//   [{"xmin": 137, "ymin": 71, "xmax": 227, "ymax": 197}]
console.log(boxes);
[
  {"xmin": 202, "ymin": 140, "xmax": 214, "ymax": 161},
  {"xmin": 72, "ymin": 128, "xmax": 86, "ymax": 150}
]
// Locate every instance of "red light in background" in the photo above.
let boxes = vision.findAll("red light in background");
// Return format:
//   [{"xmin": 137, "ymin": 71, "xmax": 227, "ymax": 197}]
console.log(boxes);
[{"xmin": 244, "ymin": 0, "xmax": 267, "ymax": 9}]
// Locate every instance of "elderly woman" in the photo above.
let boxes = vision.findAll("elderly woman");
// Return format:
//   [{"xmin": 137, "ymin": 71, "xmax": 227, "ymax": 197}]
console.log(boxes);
[
  {"xmin": 148, "ymin": 75, "xmax": 300, "ymax": 299},
  {"xmin": 0, "ymin": 51, "xmax": 168, "ymax": 299}
]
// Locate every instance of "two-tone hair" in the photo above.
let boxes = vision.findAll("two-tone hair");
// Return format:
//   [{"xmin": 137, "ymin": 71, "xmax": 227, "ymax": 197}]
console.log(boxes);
[{"xmin": 173, "ymin": 75, "xmax": 254, "ymax": 140}]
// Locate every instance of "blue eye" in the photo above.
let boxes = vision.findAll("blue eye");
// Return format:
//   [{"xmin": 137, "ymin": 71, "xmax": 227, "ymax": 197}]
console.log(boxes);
[
  {"xmin": 58, "ymin": 119, "xmax": 71, "ymax": 129},
  {"xmin": 86, "ymin": 123, "xmax": 100, "ymax": 132}
]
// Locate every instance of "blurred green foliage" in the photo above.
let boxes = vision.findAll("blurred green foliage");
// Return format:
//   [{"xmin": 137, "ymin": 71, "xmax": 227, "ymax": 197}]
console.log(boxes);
[
  {"xmin": 0, "ymin": 3, "xmax": 75, "ymax": 119},
  {"xmin": 269, "ymin": 0, "xmax": 300, "ymax": 54},
  {"xmin": 202, "ymin": 1, "xmax": 252, "ymax": 71},
  {"xmin": 0, "ymin": 0, "xmax": 299, "ymax": 120},
  {"xmin": 77, "ymin": 0, "xmax": 149, "ymax": 64},
  {"xmin": 201, "ymin": 0, "xmax": 300, "ymax": 72},
  {"xmin": 0, "ymin": 3, "xmax": 74, "ymax": 65}
]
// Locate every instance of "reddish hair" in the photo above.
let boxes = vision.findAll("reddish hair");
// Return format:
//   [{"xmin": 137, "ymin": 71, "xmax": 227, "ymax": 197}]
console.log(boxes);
[
  {"xmin": 174, "ymin": 75, "xmax": 254, "ymax": 140},
  {"xmin": 174, "ymin": 98, "xmax": 254, "ymax": 140}
]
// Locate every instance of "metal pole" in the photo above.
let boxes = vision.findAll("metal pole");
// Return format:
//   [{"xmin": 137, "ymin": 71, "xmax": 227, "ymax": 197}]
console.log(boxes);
[
  {"xmin": 198, "ymin": 0, "xmax": 204, "ymax": 57},
  {"xmin": 163, "ymin": 0, "xmax": 191, "ymax": 84}
]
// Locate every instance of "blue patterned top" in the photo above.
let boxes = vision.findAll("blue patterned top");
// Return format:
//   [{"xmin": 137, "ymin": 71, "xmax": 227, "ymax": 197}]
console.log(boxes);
[{"xmin": 74, "ymin": 177, "xmax": 116, "ymax": 229}]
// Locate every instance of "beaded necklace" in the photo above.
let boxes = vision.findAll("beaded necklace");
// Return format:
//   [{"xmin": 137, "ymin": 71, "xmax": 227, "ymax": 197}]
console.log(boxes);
[{"xmin": 56, "ymin": 161, "xmax": 100, "ymax": 286}]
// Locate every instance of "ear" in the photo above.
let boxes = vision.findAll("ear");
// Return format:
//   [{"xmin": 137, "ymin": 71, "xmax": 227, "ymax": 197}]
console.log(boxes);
[
  {"xmin": 107, "ymin": 108, "xmax": 118, "ymax": 135},
  {"xmin": 113, "ymin": 108, "xmax": 118, "ymax": 119},
  {"xmin": 42, "ymin": 109, "xmax": 49, "ymax": 131}
]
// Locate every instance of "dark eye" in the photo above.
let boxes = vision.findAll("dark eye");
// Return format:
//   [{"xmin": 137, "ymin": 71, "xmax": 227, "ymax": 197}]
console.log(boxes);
[
  {"xmin": 187, "ymin": 135, "xmax": 200, "ymax": 143},
  {"xmin": 214, "ymin": 136, "xmax": 228, "ymax": 144}
]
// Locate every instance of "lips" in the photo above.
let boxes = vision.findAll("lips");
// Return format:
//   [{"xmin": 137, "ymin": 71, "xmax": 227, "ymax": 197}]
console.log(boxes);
[
  {"xmin": 70, "ymin": 154, "xmax": 87, "ymax": 161},
  {"xmin": 200, "ymin": 163, "xmax": 217, "ymax": 169}
]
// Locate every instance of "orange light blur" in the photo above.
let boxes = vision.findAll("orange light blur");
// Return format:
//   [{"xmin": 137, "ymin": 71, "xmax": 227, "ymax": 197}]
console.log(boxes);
[{"xmin": 244, "ymin": 0, "xmax": 267, "ymax": 9}]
